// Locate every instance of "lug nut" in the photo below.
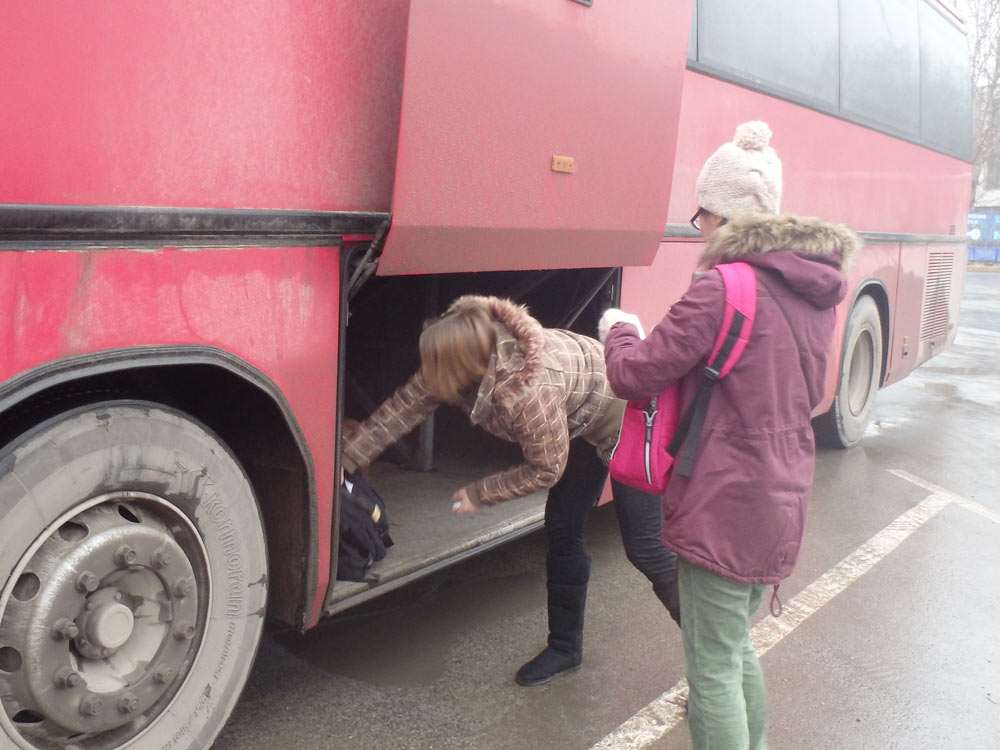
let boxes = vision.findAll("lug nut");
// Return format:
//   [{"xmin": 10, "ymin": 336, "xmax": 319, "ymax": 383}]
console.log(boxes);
[
  {"xmin": 114, "ymin": 545, "xmax": 137, "ymax": 568},
  {"xmin": 173, "ymin": 623, "xmax": 196, "ymax": 641},
  {"xmin": 118, "ymin": 693, "xmax": 140, "ymax": 714},
  {"xmin": 76, "ymin": 571, "xmax": 100, "ymax": 593},
  {"xmin": 151, "ymin": 549, "xmax": 172, "ymax": 569},
  {"xmin": 54, "ymin": 667, "xmax": 83, "ymax": 689},
  {"xmin": 52, "ymin": 617, "xmax": 80, "ymax": 641},
  {"xmin": 152, "ymin": 663, "xmax": 176, "ymax": 684},
  {"xmin": 172, "ymin": 578, "xmax": 193, "ymax": 598},
  {"xmin": 79, "ymin": 694, "xmax": 104, "ymax": 716}
]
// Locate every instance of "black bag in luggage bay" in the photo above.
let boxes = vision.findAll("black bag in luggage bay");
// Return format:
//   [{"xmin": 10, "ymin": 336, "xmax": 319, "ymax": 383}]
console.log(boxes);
[{"xmin": 337, "ymin": 472, "xmax": 394, "ymax": 582}]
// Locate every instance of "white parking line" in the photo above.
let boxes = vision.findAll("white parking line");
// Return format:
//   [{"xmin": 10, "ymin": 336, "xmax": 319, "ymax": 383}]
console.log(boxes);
[
  {"xmin": 890, "ymin": 469, "xmax": 1000, "ymax": 524},
  {"xmin": 592, "ymin": 470, "xmax": 995, "ymax": 749}
]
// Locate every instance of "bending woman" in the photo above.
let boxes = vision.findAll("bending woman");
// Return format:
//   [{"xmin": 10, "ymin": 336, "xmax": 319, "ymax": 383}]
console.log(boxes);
[{"xmin": 342, "ymin": 294, "xmax": 680, "ymax": 686}]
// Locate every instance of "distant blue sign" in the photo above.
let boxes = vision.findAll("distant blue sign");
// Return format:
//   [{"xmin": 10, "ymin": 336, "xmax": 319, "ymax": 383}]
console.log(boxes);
[
  {"xmin": 968, "ymin": 210, "xmax": 1000, "ymax": 243},
  {"xmin": 968, "ymin": 245, "xmax": 1000, "ymax": 263}
]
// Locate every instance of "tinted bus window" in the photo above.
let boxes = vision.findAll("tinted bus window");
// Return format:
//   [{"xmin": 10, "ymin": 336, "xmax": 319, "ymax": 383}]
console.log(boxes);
[
  {"xmin": 919, "ymin": 2, "xmax": 972, "ymax": 156},
  {"xmin": 840, "ymin": 0, "xmax": 921, "ymax": 137},
  {"xmin": 689, "ymin": 0, "xmax": 971, "ymax": 160},
  {"xmin": 697, "ymin": 0, "xmax": 839, "ymax": 109}
]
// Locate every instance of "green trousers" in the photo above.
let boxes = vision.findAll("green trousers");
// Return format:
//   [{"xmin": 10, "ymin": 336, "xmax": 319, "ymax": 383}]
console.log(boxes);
[{"xmin": 678, "ymin": 558, "xmax": 768, "ymax": 750}]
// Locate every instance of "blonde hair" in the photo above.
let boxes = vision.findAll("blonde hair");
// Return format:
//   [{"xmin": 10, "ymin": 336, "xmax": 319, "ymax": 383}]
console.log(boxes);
[{"xmin": 419, "ymin": 303, "xmax": 495, "ymax": 404}]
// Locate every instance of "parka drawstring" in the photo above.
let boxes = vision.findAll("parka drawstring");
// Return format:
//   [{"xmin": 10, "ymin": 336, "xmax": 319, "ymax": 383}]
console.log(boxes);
[{"xmin": 769, "ymin": 583, "xmax": 783, "ymax": 617}]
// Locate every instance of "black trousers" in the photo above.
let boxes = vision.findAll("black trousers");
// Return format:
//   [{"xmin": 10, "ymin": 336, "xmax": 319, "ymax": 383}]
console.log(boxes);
[{"xmin": 542, "ymin": 439, "xmax": 680, "ymax": 655}]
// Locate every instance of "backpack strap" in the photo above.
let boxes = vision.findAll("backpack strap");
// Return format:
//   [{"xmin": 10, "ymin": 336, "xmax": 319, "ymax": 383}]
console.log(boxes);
[
  {"xmin": 669, "ymin": 262, "xmax": 757, "ymax": 477},
  {"xmin": 708, "ymin": 262, "xmax": 757, "ymax": 378}
]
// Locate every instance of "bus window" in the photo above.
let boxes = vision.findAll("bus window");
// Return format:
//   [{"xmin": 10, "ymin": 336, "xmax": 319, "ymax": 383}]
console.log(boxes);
[
  {"xmin": 697, "ymin": 0, "xmax": 839, "ymax": 110},
  {"xmin": 689, "ymin": 0, "xmax": 972, "ymax": 161},
  {"xmin": 840, "ymin": 0, "xmax": 921, "ymax": 137},
  {"xmin": 919, "ymin": 1, "xmax": 973, "ymax": 157}
]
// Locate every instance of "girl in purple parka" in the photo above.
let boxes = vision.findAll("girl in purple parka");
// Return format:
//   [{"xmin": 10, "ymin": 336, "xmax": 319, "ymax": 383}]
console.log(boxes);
[{"xmin": 600, "ymin": 122, "xmax": 860, "ymax": 750}]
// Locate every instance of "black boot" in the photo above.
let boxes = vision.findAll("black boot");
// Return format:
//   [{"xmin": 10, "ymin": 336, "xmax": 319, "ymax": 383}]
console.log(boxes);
[
  {"xmin": 515, "ymin": 646, "xmax": 582, "ymax": 686},
  {"xmin": 516, "ymin": 553, "xmax": 590, "ymax": 686}
]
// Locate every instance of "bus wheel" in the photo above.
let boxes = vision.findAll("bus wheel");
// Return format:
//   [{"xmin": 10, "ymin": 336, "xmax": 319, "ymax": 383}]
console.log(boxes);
[
  {"xmin": 0, "ymin": 401, "xmax": 267, "ymax": 750},
  {"xmin": 814, "ymin": 295, "xmax": 883, "ymax": 449}
]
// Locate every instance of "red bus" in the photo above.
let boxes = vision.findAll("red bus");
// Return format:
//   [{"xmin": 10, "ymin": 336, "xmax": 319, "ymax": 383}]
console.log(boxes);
[{"xmin": 0, "ymin": 1, "xmax": 970, "ymax": 747}]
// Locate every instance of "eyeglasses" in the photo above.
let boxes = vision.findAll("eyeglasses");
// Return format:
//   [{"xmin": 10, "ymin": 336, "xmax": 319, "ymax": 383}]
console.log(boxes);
[{"xmin": 689, "ymin": 208, "xmax": 727, "ymax": 232}]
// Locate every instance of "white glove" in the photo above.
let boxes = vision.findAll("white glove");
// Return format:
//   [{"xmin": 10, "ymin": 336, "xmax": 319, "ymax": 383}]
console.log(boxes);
[{"xmin": 598, "ymin": 308, "xmax": 645, "ymax": 344}]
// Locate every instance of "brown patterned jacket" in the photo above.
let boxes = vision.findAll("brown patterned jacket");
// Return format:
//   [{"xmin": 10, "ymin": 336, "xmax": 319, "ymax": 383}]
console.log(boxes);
[{"xmin": 341, "ymin": 295, "xmax": 623, "ymax": 506}]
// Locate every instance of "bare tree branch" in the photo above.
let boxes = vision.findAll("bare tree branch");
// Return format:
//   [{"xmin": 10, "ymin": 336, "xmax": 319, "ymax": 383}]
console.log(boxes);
[{"xmin": 961, "ymin": 0, "xmax": 1000, "ymax": 198}]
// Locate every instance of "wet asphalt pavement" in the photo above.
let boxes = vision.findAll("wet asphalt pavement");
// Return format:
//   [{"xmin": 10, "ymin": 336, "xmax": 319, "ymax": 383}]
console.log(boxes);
[{"xmin": 214, "ymin": 271, "xmax": 1000, "ymax": 750}]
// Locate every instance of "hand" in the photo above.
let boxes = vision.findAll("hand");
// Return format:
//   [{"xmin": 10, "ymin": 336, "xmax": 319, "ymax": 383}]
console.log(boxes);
[
  {"xmin": 598, "ymin": 308, "xmax": 645, "ymax": 344},
  {"xmin": 451, "ymin": 487, "xmax": 476, "ymax": 515}
]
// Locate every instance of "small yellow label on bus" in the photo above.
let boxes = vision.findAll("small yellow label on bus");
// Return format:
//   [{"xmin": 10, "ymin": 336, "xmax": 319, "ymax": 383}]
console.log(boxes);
[{"xmin": 551, "ymin": 155, "xmax": 576, "ymax": 174}]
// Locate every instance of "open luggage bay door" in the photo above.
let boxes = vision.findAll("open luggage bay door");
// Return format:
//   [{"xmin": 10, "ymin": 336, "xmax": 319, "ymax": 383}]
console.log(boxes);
[{"xmin": 378, "ymin": 0, "xmax": 691, "ymax": 275}]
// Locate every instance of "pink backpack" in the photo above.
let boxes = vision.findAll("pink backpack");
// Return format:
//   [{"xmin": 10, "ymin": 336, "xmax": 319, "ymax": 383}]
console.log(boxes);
[{"xmin": 608, "ymin": 262, "xmax": 757, "ymax": 494}]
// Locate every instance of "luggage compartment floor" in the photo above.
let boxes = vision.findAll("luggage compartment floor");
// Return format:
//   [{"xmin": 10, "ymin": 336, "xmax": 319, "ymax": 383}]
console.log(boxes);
[{"xmin": 327, "ymin": 456, "xmax": 547, "ymax": 608}]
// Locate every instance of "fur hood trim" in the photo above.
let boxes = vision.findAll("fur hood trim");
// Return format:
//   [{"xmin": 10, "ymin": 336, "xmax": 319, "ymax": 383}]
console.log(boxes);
[
  {"xmin": 446, "ymin": 294, "xmax": 545, "ymax": 409},
  {"xmin": 699, "ymin": 213, "xmax": 862, "ymax": 271}
]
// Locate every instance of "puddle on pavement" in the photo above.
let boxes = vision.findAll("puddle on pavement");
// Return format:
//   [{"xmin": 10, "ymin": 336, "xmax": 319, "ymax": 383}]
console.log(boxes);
[
  {"xmin": 920, "ymin": 381, "xmax": 959, "ymax": 398},
  {"xmin": 275, "ymin": 568, "xmax": 543, "ymax": 688}
]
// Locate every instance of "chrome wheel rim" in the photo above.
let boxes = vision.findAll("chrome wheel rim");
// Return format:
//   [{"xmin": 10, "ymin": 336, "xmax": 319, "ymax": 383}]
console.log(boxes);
[{"xmin": 0, "ymin": 492, "xmax": 210, "ymax": 748}]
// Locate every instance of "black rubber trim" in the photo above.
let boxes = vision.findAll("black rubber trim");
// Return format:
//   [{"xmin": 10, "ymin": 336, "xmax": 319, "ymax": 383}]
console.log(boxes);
[
  {"xmin": 0, "ymin": 236, "xmax": 345, "ymax": 251},
  {"xmin": 324, "ymin": 243, "xmax": 368, "ymax": 616},
  {"xmin": 0, "ymin": 204, "xmax": 388, "ymax": 246},
  {"xmin": 851, "ymin": 231, "xmax": 966, "ymax": 245},
  {"xmin": 0, "ymin": 344, "xmax": 320, "ymax": 626},
  {"xmin": 662, "ymin": 223, "xmax": 964, "ymax": 246}
]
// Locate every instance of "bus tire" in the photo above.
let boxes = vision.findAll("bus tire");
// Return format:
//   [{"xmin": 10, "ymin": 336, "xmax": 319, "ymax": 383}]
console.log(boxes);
[
  {"xmin": 0, "ymin": 401, "xmax": 267, "ymax": 750},
  {"xmin": 814, "ymin": 295, "xmax": 883, "ymax": 449}
]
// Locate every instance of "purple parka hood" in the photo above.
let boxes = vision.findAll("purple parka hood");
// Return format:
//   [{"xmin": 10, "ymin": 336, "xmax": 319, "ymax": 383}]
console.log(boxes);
[
  {"xmin": 605, "ymin": 213, "xmax": 860, "ymax": 586},
  {"xmin": 699, "ymin": 213, "xmax": 860, "ymax": 309}
]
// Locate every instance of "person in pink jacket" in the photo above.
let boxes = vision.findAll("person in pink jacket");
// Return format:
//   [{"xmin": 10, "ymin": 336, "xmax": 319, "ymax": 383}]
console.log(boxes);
[{"xmin": 601, "ymin": 121, "xmax": 860, "ymax": 750}]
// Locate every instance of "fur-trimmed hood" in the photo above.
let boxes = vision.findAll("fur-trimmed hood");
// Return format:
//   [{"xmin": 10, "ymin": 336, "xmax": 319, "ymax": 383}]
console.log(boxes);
[
  {"xmin": 699, "ymin": 213, "xmax": 861, "ymax": 272},
  {"xmin": 446, "ymin": 294, "xmax": 546, "ymax": 410},
  {"xmin": 699, "ymin": 213, "xmax": 858, "ymax": 310}
]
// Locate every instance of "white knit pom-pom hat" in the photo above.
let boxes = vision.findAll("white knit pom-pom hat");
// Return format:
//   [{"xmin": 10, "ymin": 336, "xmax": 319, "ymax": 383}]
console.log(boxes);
[{"xmin": 695, "ymin": 121, "xmax": 783, "ymax": 219}]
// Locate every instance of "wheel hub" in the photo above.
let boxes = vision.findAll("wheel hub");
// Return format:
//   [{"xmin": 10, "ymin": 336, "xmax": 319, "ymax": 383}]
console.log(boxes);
[
  {"xmin": 0, "ymin": 493, "xmax": 208, "ymax": 744},
  {"xmin": 77, "ymin": 588, "xmax": 135, "ymax": 655}
]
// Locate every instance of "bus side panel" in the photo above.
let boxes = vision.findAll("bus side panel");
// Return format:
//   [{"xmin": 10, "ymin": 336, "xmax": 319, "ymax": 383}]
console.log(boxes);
[
  {"xmin": 621, "ymin": 241, "xmax": 701, "ymax": 330},
  {"xmin": 827, "ymin": 243, "xmax": 907, "ymax": 411},
  {"xmin": 667, "ymin": 71, "xmax": 971, "ymax": 237},
  {"xmin": 887, "ymin": 243, "xmax": 966, "ymax": 387},
  {"xmin": 0, "ymin": 246, "xmax": 339, "ymax": 626},
  {"xmin": 380, "ymin": 0, "xmax": 691, "ymax": 275},
  {"xmin": 890, "ymin": 245, "xmax": 933, "ymax": 386},
  {"xmin": 0, "ymin": 0, "xmax": 408, "ymax": 212},
  {"xmin": 633, "ymin": 70, "xmax": 970, "ymax": 417}
]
